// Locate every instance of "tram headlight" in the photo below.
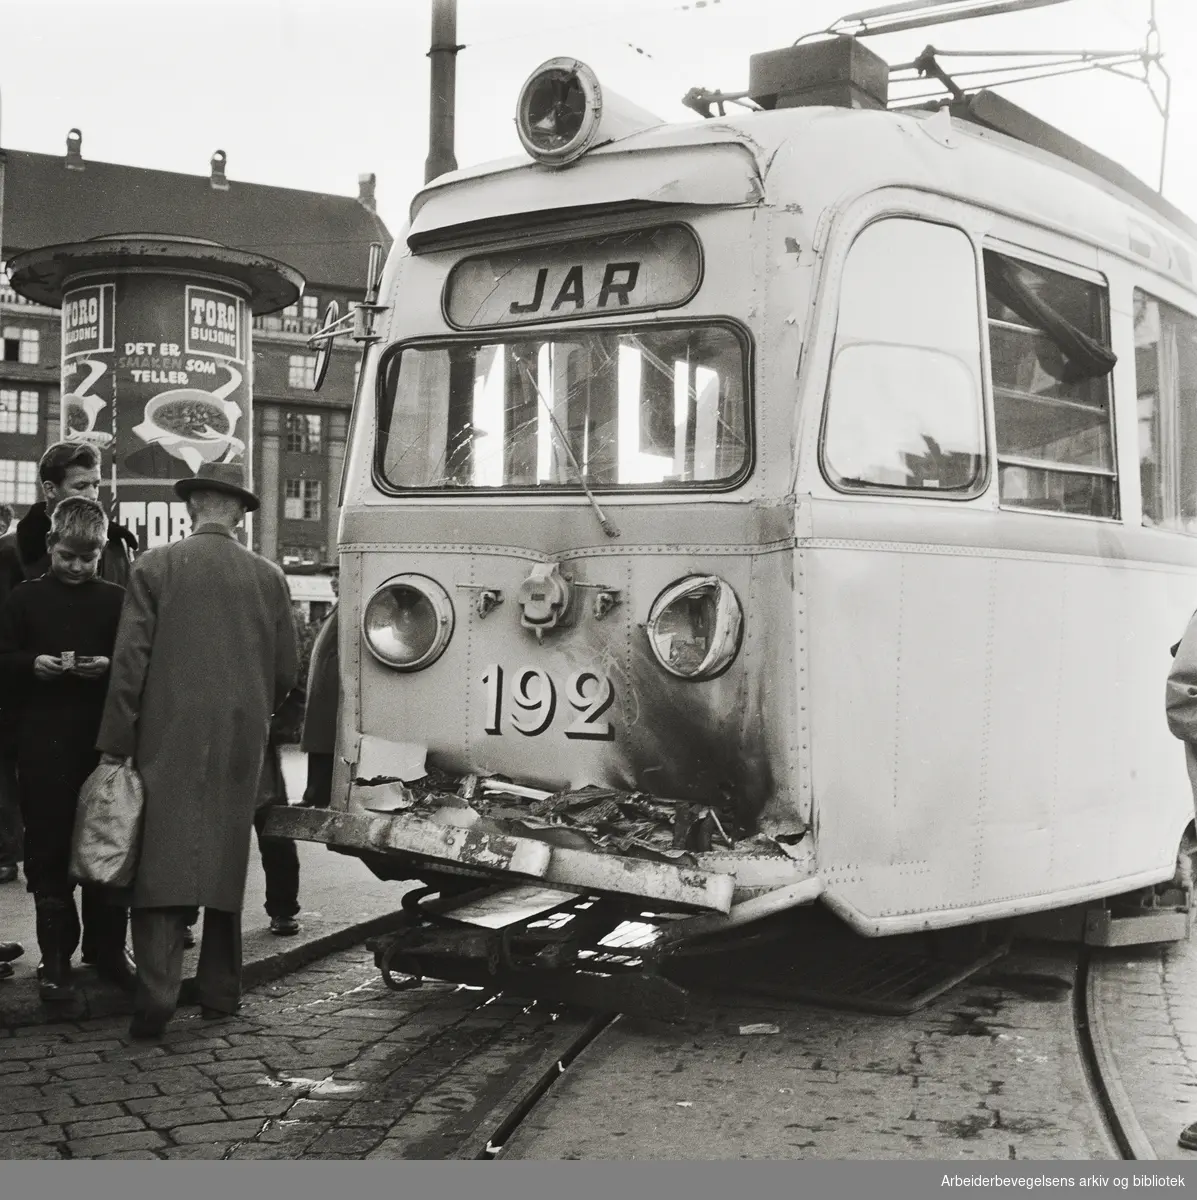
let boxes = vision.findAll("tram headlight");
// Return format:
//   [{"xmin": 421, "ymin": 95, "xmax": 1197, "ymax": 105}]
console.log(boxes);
[
  {"xmin": 645, "ymin": 576, "xmax": 743, "ymax": 681},
  {"xmin": 362, "ymin": 575, "xmax": 454, "ymax": 671},
  {"xmin": 515, "ymin": 58, "xmax": 603, "ymax": 166}
]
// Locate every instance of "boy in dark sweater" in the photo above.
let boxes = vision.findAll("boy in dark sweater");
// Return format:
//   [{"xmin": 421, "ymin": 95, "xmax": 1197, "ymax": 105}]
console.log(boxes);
[{"xmin": 0, "ymin": 497, "xmax": 130, "ymax": 1000}]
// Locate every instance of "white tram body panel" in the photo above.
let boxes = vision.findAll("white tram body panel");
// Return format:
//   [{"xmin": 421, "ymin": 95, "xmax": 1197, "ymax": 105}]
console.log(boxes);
[{"xmin": 321, "ymin": 95, "xmax": 1197, "ymax": 934}]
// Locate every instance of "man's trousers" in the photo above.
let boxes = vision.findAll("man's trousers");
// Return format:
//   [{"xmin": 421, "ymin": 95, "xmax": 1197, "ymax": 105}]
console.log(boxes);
[
  {"xmin": 253, "ymin": 800, "xmax": 300, "ymax": 920},
  {"xmin": 0, "ymin": 750, "xmax": 21, "ymax": 870},
  {"xmin": 129, "ymin": 906, "xmax": 242, "ymax": 1021}
]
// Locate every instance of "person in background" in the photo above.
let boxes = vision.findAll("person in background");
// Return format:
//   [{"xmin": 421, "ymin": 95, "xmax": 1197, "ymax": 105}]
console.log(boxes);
[
  {"xmin": 0, "ymin": 442, "xmax": 137, "ymax": 596},
  {"xmin": 0, "ymin": 502, "xmax": 20, "ymax": 885},
  {"xmin": 300, "ymin": 566, "xmax": 339, "ymax": 809},
  {"xmin": 97, "ymin": 463, "xmax": 298, "ymax": 1039},
  {"xmin": 254, "ymin": 685, "xmax": 304, "ymax": 936},
  {"xmin": 1167, "ymin": 616, "xmax": 1197, "ymax": 1150},
  {"xmin": 0, "ymin": 497, "xmax": 132, "ymax": 1001}
]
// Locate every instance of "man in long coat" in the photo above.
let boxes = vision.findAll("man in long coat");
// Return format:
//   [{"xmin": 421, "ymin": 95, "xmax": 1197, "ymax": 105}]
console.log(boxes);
[{"xmin": 97, "ymin": 462, "xmax": 298, "ymax": 1038}]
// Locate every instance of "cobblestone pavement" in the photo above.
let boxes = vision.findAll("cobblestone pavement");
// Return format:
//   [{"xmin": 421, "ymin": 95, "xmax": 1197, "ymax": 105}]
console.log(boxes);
[
  {"xmin": 0, "ymin": 943, "xmax": 1120, "ymax": 1160},
  {"xmin": 503, "ymin": 951, "xmax": 1115, "ymax": 1160},
  {"xmin": 1092, "ymin": 941, "xmax": 1197, "ymax": 1157},
  {"xmin": 0, "ymin": 947, "xmax": 586, "ymax": 1160}
]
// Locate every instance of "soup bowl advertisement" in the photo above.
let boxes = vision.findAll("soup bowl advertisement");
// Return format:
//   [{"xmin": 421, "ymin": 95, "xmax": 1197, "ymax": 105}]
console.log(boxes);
[{"xmin": 61, "ymin": 275, "xmax": 252, "ymax": 549}]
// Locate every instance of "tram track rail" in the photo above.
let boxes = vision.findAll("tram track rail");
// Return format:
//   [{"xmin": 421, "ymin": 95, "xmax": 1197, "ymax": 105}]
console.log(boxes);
[
  {"xmin": 1074, "ymin": 948, "xmax": 1137, "ymax": 1160},
  {"xmin": 475, "ymin": 1010, "xmax": 618, "ymax": 1159},
  {"xmin": 1075, "ymin": 948, "xmax": 1158, "ymax": 1161}
]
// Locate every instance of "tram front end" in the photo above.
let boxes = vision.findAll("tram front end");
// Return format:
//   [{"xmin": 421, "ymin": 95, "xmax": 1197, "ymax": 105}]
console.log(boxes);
[{"xmin": 268, "ymin": 64, "xmax": 823, "ymax": 1016}]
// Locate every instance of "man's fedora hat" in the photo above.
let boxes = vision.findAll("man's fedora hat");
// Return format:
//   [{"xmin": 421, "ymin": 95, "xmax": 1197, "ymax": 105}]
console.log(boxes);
[{"xmin": 174, "ymin": 461, "xmax": 260, "ymax": 512}]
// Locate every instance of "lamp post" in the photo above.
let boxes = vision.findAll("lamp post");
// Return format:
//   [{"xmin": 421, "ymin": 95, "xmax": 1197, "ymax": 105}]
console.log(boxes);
[{"xmin": 425, "ymin": 0, "xmax": 460, "ymax": 183}]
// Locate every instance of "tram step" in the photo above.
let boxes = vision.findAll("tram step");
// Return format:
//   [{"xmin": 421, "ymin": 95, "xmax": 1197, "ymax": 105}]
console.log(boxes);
[{"xmin": 1083, "ymin": 904, "xmax": 1191, "ymax": 947}]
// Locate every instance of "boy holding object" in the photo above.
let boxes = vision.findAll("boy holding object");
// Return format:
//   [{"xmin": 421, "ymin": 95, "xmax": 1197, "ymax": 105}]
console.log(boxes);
[{"xmin": 0, "ymin": 497, "xmax": 131, "ymax": 1000}]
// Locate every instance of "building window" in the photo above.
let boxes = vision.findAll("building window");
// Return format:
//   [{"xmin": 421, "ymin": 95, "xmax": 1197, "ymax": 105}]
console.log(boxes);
[
  {"xmin": 985, "ymin": 251, "xmax": 1117, "ymax": 519},
  {"xmin": 284, "ymin": 479, "xmax": 322, "ymax": 520},
  {"xmin": 0, "ymin": 390, "xmax": 38, "ymax": 436},
  {"xmin": 302, "ymin": 295, "xmax": 319, "ymax": 324},
  {"xmin": 0, "ymin": 460, "xmax": 39, "ymax": 505},
  {"xmin": 2, "ymin": 327, "xmax": 39, "ymax": 364},
  {"xmin": 285, "ymin": 412, "xmax": 323, "ymax": 453},
  {"xmin": 281, "ymin": 543, "xmax": 323, "ymax": 566},
  {"xmin": 288, "ymin": 354, "xmax": 317, "ymax": 390}
]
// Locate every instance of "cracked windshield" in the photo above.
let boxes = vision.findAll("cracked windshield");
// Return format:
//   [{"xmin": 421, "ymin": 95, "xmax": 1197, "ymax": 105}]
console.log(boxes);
[{"xmin": 376, "ymin": 325, "xmax": 748, "ymax": 489}]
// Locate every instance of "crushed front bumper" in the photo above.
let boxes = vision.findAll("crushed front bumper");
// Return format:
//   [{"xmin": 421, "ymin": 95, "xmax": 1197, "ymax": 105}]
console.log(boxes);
[{"xmin": 265, "ymin": 806, "xmax": 738, "ymax": 913}]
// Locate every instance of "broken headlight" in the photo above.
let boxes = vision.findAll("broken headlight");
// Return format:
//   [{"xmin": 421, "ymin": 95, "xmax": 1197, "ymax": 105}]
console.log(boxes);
[
  {"xmin": 515, "ymin": 58, "xmax": 600, "ymax": 166},
  {"xmin": 645, "ymin": 576, "xmax": 743, "ymax": 681},
  {"xmin": 362, "ymin": 575, "xmax": 454, "ymax": 671}
]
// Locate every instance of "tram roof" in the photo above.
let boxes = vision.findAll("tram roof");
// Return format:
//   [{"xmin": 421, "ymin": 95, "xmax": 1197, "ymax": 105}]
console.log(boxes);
[
  {"xmin": 0, "ymin": 148, "xmax": 393, "ymax": 291},
  {"xmin": 407, "ymin": 95, "xmax": 1197, "ymax": 287}
]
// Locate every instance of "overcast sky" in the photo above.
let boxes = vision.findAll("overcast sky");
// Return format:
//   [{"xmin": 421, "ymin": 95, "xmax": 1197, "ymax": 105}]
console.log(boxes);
[{"xmin": 1, "ymin": 0, "xmax": 1193, "ymax": 243}]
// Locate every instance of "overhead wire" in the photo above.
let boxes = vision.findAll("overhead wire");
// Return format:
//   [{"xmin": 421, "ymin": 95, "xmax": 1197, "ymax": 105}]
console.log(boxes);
[
  {"xmin": 892, "ymin": 56, "xmax": 1143, "ymax": 102},
  {"xmin": 890, "ymin": 50, "xmax": 1148, "ymax": 88}
]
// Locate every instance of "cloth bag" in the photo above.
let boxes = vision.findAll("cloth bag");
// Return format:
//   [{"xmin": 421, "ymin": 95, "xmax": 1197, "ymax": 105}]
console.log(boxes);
[{"xmin": 69, "ymin": 758, "xmax": 145, "ymax": 889}]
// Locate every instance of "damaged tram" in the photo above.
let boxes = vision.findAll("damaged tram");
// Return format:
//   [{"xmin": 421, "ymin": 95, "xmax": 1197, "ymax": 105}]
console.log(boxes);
[{"xmin": 269, "ymin": 42, "xmax": 1197, "ymax": 1012}]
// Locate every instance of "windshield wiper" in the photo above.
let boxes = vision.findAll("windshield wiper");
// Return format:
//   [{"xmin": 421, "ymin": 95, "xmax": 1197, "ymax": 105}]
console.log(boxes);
[{"xmin": 517, "ymin": 359, "xmax": 620, "ymax": 540}]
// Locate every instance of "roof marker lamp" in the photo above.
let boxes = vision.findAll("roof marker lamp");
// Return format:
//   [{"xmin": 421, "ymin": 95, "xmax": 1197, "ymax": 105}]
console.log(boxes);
[
  {"xmin": 516, "ymin": 58, "xmax": 663, "ymax": 167},
  {"xmin": 646, "ymin": 576, "xmax": 743, "ymax": 681},
  {"xmin": 362, "ymin": 575, "xmax": 454, "ymax": 671}
]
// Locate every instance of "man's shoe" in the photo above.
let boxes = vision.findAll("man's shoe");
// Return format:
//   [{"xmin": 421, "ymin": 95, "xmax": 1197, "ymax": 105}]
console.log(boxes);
[
  {"xmin": 1180, "ymin": 1123, "xmax": 1197, "ymax": 1151},
  {"xmin": 269, "ymin": 916, "xmax": 300, "ymax": 937},
  {"xmin": 38, "ymin": 974, "xmax": 77, "ymax": 1003},
  {"xmin": 0, "ymin": 963, "xmax": 12, "ymax": 980},
  {"xmin": 128, "ymin": 1013, "xmax": 166, "ymax": 1040},
  {"xmin": 200, "ymin": 1005, "xmax": 237, "ymax": 1021},
  {"xmin": 0, "ymin": 865, "xmax": 17, "ymax": 883},
  {"xmin": 0, "ymin": 941, "xmax": 23, "ymax": 964}
]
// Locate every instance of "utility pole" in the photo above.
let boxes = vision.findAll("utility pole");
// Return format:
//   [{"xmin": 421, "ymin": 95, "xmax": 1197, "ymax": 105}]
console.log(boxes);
[{"xmin": 425, "ymin": 0, "xmax": 460, "ymax": 183}]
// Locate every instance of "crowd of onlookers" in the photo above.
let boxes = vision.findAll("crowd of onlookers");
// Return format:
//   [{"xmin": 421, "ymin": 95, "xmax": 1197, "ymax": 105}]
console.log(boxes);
[{"xmin": 0, "ymin": 441, "xmax": 339, "ymax": 1039}]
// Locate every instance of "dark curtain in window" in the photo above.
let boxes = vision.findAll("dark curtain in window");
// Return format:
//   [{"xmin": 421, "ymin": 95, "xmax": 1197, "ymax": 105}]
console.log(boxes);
[{"xmin": 984, "ymin": 251, "xmax": 1117, "ymax": 383}]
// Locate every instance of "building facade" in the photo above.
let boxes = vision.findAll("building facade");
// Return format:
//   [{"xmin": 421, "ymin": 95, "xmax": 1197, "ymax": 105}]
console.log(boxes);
[{"xmin": 0, "ymin": 131, "xmax": 391, "ymax": 588}]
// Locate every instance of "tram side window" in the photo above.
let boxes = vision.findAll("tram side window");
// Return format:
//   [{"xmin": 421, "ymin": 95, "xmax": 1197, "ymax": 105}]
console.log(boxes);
[
  {"xmin": 984, "ymin": 251, "xmax": 1118, "ymax": 519},
  {"xmin": 823, "ymin": 218, "xmax": 984, "ymax": 493},
  {"xmin": 1135, "ymin": 291, "xmax": 1197, "ymax": 534}
]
